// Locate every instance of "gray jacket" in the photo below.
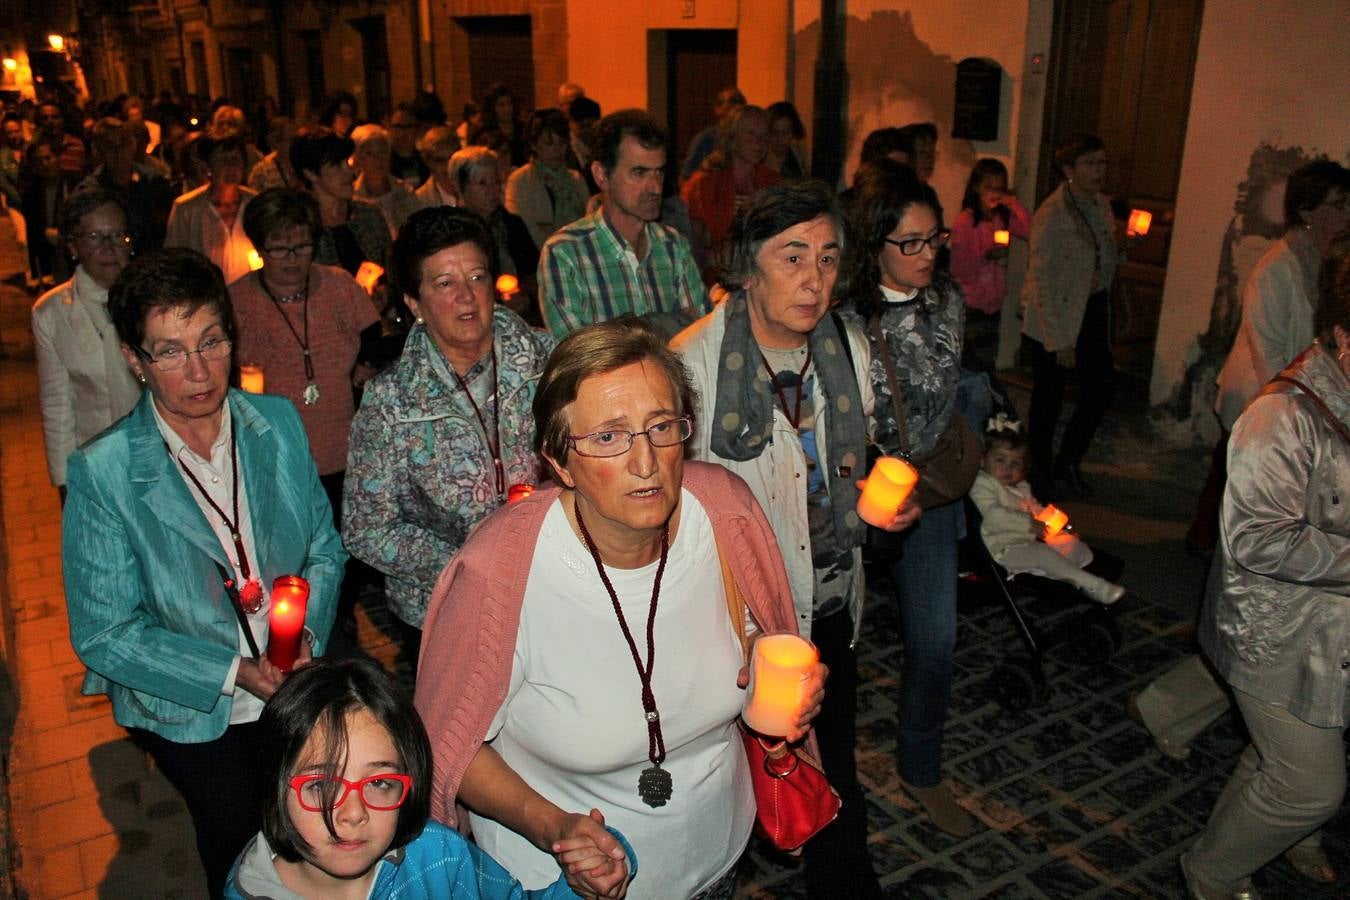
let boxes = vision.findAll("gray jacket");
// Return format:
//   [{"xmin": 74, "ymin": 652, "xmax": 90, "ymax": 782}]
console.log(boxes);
[{"xmin": 1199, "ymin": 344, "xmax": 1350, "ymax": 728}]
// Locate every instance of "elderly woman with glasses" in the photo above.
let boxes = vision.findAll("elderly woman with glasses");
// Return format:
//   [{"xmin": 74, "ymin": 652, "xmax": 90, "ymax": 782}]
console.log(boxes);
[
  {"xmin": 414, "ymin": 318, "xmax": 824, "ymax": 900},
  {"xmin": 231, "ymin": 188, "xmax": 381, "ymax": 526},
  {"xmin": 342, "ymin": 207, "xmax": 555, "ymax": 665},
  {"xmin": 61, "ymin": 248, "xmax": 345, "ymax": 896},
  {"xmin": 32, "ymin": 188, "xmax": 141, "ymax": 502}
]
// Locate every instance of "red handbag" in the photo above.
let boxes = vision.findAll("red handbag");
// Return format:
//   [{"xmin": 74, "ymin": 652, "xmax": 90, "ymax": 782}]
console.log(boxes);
[{"xmin": 718, "ymin": 544, "xmax": 841, "ymax": 853}]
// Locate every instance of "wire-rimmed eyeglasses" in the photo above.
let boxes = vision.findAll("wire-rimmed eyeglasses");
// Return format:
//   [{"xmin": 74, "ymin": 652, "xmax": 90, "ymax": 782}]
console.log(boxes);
[{"xmin": 567, "ymin": 416, "xmax": 693, "ymax": 458}]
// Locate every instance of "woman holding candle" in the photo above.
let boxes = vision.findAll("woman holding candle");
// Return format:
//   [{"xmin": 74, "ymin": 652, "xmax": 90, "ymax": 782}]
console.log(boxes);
[
  {"xmin": 289, "ymin": 127, "xmax": 393, "ymax": 279},
  {"xmin": 1020, "ymin": 133, "xmax": 1124, "ymax": 499},
  {"xmin": 969, "ymin": 416, "xmax": 1125, "ymax": 604},
  {"xmin": 950, "ymin": 159, "xmax": 1030, "ymax": 368},
  {"xmin": 451, "ymin": 146, "xmax": 540, "ymax": 320},
  {"xmin": 415, "ymin": 318, "xmax": 825, "ymax": 899},
  {"xmin": 342, "ymin": 207, "xmax": 554, "ymax": 665},
  {"xmin": 61, "ymin": 248, "xmax": 345, "ymax": 896},
  {"xmin": 164, "ymin": 133, "xmax": 259, "ymax": 286},
  {"xmin": 846, "ymin": 158, "xmax": 974, "ymax": 837},
  {"xmin": 1183, "ymin": 238, "xmax": 1350, "ymax": 899}
]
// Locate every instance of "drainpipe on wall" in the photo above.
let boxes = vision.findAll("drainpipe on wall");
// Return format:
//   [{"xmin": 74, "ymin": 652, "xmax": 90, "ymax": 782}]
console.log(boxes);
[{"xmin": 810, "ymin": 0, "xmax": 846, "ymax": 187}]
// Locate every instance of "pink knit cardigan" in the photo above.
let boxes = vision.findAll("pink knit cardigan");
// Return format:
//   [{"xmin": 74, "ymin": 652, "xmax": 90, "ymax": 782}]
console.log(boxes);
[{"xmin": 415, "ymin": 461, "xmax": 801, "ymax": 826}]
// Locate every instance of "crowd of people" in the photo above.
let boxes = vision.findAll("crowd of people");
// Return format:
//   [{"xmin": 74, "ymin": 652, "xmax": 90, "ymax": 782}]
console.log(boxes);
[{"xmin": 5, "ymin": 75, "xmax": 1345, "ymax": 900}]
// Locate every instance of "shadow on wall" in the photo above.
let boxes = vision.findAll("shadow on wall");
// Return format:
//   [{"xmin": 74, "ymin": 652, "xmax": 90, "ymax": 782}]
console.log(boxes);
[
  {"xmin": 795, "ymin": 9, "xmax": 1002, "ymax": 200},
  {"xmin": 1172, "ymin": 143, "xmax": 1334, "ymax": 421}
]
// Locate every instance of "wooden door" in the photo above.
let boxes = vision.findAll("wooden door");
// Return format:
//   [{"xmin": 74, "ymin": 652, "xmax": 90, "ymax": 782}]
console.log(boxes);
[
  {"xmin": 1041, "ymin": 0, "xmax": 1204, "ymax": 377},
  {"xmin": 461, "ymin": 15, "xmax": 535, "ymax": 116},
  {"xmin": 666, "ymin": 30, "xmax": 737, "ymax": 168}
]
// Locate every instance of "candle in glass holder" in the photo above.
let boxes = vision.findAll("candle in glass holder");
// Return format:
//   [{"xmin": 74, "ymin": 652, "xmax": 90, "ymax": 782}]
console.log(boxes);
[
  {"xmin": 1127, "ymin": 209, "xmax": 1153, "ymax": 238},
  {"xmin": 247, "ymin": 248, "xmax": 264, "ymax": 271},
  {"xmin": 993, "ymin": 229, "xmax": 1011, "ymax": 246},
  {"xmin": 355, "ymin": 260, "xmax": 385, "ymax": 294},
  {"xmin": 743, "ymin": 634, "xmax": 818, "ymax": 736},
  {"xmin": 856, "ymin": 456, "xmax": 919, "ymax": 527},
  {"xmin": 239, "ymin": 364, "xmax": 265, "ymax": 394},
  {"xmin": 496, "ymin": 273, "xmax": 520, "ymax": 300},
  {"xmin": 267, "ymin": 575, "xmax": 309, "ymax": 672},
  {"xmin": 1034, "ymin": 504, "xmax": 1070, "ymax": 538},
  {"xmin": 506, "ymin": 483, "xmax": 535, "ymax": 504}
]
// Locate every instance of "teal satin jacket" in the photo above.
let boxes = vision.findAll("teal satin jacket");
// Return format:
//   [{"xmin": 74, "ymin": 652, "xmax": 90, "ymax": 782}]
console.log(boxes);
[{"xmin": 62, "ymin": 389, "xmax": 346, "ymax": 743}]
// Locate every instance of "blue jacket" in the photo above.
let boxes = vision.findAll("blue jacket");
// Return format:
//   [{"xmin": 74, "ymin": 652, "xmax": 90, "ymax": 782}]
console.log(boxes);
[
  {"xmin": 225, "ymin": 821, "xmax": 637, "ymax": 899},
  {"xmin": 62, "ymin": 389, "xmax": 345, "ymax": 742}
]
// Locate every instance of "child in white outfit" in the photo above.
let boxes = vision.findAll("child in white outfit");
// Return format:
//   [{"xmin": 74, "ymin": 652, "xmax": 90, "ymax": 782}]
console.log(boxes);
[{"xmin": 969, "ymin": 416, "xmax": 1125, "ymax": 605}]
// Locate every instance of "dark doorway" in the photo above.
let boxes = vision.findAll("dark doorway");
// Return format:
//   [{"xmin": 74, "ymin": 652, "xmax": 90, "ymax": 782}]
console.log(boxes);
[
  {"xmin": 190, "ymin": 41, "xmax": 209, "ymax": 97},
  {"xmin": 458, "ymin": 15, "xmax": 534, "ymax": 113},
  {"xmin": 352, "ymin": 15, "xmax": 392, "ymax": 122},
  {"xmin": 225, "ymin": 47, "xmax": 258, "ymax": 113},
  {"xmin": 665, "ymin": 29, "xmax": 737, "ymax": 169},
  {"xmin": 1040, "ymin": 0, "xmax": 1204, "ymax": 378},
  {"xmin": 298, "ymin": 30, "xmax": 326, "ymax": 113}
]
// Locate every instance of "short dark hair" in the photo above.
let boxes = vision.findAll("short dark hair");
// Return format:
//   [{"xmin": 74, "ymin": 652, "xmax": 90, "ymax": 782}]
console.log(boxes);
[
  {"xmin": 193, "ymin": 133, "xmax": 246, "ymax": 168},
  {"xmin": 290, "ymin": 128, "xmax": 356, "ymax": 190},
  {"xmin": 984, "ymin": 419, "xmax": 1028, "ymax": 453},
  {"xmin": 859, "ymin": 127, "xmax": 914, "ymax": 167},
  {"xmin": 258, "ymin": 658, "xmax": 432, "ymax": 863},
  {"xmin": 527, "ymin": 108, "xmax": 569, "ymax": 151},
  {"xmin": 1315, "ymin": 234, "xmax": 1350, "ymax": 347},
  {"xmin": 766, "ymin": 101, "xmax": 805, "ymax": 140},
  {"xmin": 568, "ymin": 97, "xmax": 601, "ymax": 124},
  {"xmin": 242, "ymin": 188, "xmax": 323, "ymax": 250},
  {"xmin": 391, "ymin": 206, "xmax": 498, "ymax": 301},
  {"xmin": 960, "ymin": 158, "xmax": 1011, "ymax": 225},
  {"xmin": 59, "ymin": 188, "xmax": 131, "ymax": 241},
  {"xmin": 589, "ymin": 109, "xmax": 668, "ymax": 176},
  {"xmin": 318, "ymin": 91, "xmax": 358, "ymax": 127},
  {"xmin": 534, "ymin": 318, "xmax": 696, "ymax": 464},
  {"xmin": 108, "ymin": 248, "xmax": 234, "ymax": 350},
  {"xmin": 848, "ymin": 159, "xmax": 934, "ymax": 319},
  {"xmin": 1285, "ymin": 160, "xmax": 1350, "ymax": 229},
  {"xmin": 899, "ymin": 122, "xmax": 938, "ymax": 145},
  {"xmin": 479, "ymin": 83, "xmax": 518, "ymax": 129},
  {"xmin": 1053, "ymin": 133, "xmax": 1106, "ymax": 175},
  {"xmin": 724, "ymin": 179, "xmax": 848, "ymax": 298}
]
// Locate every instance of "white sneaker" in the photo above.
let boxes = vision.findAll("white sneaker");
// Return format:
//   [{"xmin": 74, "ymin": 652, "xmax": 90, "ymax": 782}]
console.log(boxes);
[{"xmin": 1083, "ymin": 580, "xmax": 1126, "ymax": 605}]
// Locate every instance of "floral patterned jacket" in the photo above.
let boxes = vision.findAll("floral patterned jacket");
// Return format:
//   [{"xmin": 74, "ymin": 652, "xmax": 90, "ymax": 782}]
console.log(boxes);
[
  {"xmin": 844, "ymin": 273, "xmax": 965, "ymax": 458},
  {"xmin": 342, "ymin": 308, "xmax": 556, "ymax": 627}
]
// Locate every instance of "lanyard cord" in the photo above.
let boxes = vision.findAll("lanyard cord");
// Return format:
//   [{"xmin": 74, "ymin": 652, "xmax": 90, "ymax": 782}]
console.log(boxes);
[
  {"xmin": 259, "ymin": 272, "xmax": 315, "ymax": 382},
  {"xmin": 449, "ymin": 346, "xmax": 505, "ymax": 498}
]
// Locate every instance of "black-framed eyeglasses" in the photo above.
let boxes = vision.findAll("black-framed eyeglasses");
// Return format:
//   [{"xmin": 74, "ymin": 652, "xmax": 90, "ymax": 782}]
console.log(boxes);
[
  {"xmin": 73, "ymin": 230, "xmax": 133, "ymax": 249},
  {"xmin": 132, "ymin": 336, "xmax": 233, "ymax": 371},
  {"xmin": 567, "ymin": 416, "xmax": 693, "ymax": 458},
  {"xmin": 884, "ymin": 229, "xmax": 952, "ymax": 256},
  {"xmin": 262, "ymin": 242, "xmax": 315, "ymax": 260},
  {"xmin": 288, "ymin": 773, "xmax": 412, "ymax": 812}
]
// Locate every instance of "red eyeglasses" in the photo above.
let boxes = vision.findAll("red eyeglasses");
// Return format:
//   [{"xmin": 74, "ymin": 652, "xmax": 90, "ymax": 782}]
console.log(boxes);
[{"xmin": 288, "ymin": 773, "xmax": 412, "ymax": 812}]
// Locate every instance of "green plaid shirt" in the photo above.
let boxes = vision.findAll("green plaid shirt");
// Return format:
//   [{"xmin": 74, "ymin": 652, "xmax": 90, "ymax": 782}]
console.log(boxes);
[{"xmin": 538, "ymin": 208, "xmax": 710, "ymax": 338}]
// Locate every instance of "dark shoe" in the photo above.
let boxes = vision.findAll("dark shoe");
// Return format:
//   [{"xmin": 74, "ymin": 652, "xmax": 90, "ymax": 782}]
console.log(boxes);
[{"xmin": 901, "ymin": 779, "xmax": 976, "ymax": 837}]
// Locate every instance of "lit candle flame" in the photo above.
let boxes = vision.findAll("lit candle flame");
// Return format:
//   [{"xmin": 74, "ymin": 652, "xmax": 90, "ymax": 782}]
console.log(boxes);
[
  {"xmin": 1127, "ymin": 209, "xmax": 1152, "ymax": 238},
  {"xmin": 496, "ymin": 273, "xmax": 519, "ymax": 298}
]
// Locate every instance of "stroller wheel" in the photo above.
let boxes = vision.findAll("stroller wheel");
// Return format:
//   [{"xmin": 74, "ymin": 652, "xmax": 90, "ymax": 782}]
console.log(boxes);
[
  {"xmin": 1061, "ymin": 609, "xmax": 1121, "ymax": 666},
  {"xmin": 987, "ymin": 659, "xmax": 1043, "ymax": 710}
]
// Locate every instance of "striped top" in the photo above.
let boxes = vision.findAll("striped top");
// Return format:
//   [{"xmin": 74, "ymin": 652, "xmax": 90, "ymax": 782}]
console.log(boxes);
[{"xmin": 537, "ymin": 207, "xmax": 709, "ymax": 337}]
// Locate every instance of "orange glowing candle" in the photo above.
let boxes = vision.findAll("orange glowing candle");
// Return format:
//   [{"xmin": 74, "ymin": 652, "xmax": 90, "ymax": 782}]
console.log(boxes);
[
  {"xmin": 856, "ymin": 456, "xmax": 919, "ymax": 528},
  {"xmin": 743, "ymin": 634, "xmax": 818, "ymax": 736},
  {"xmin": 267, "ymin": 575, "xmax": 309, "ymax": 672},
  {"xmin": 247, "ymin": 248, "xmax": 264, "ymax": 271},
  {"xmin": 495, "ymin": 273, "xmax": 520, "ymax": 299},
  {"xmin": 1034, "ymin": 504, "xmax": 1070, "ymax": 538},
  {"xmin": 993, "ymin": 229, "xmax": 1011, "ymax": 246},
  {"xmin": 355, "ymin": 260, "xmax": 384, "ymax": 294},
  {"xmin": 239, "ymin": 364, "xmax": 265, "ymax": 394},
  {"xmin": 1127, "ymin": 209, "xmax": 1152, "ymax": 237}
]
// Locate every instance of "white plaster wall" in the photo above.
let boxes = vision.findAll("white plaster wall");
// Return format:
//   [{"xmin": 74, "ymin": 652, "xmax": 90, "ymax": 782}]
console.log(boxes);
[{"xmin": 1150, "ymin": 0, "xmax": 1350, "ymax": 414}]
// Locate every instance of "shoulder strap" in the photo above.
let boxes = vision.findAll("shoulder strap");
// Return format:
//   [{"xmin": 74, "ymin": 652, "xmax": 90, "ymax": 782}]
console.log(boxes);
[
  {"xmin": 715, "ymin": 537, "xmax": 752, "ymax": 664},
  {"xmin": 868, "ymin": 315, "xmax": 912, "ymax": 455},
  {"xmin": 1270, "ymin": 375, "xmax": 1350, "ymax": 447}
]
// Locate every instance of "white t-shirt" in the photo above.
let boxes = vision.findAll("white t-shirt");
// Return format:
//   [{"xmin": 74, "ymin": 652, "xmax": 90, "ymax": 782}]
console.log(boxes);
[{"xmin": 470, "ymin": 491, "xmax": 754, "ymax": 898}]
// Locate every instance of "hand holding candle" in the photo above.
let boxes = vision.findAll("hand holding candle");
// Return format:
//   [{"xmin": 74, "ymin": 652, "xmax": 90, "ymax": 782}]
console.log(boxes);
[
  {"xmin": 743, "ymin": 634, "xmax": 819, "ymax": 737},
  {"xmin": 856, "ymin": 456, "xmax": 919, "ymax": 528},
  {"xmin": 267, "ymin": 575, "xmax": 309, "ymax": 672},
  {"xmin": 1034, "ymin": 504, "xmax": 1070, "ymax": 539}
]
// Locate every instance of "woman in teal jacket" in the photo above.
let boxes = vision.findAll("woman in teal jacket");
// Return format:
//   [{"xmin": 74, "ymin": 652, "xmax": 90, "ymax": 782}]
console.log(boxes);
[{"xmin": 61, "ymin": 248, "xmax": 346, "ymax": 896}]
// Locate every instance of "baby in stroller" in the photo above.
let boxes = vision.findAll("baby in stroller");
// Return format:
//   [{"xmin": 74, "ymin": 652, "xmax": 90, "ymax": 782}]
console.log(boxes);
[{"xmin": 969, "ymin": 415, "xmax": 1125, "ymax": 605}]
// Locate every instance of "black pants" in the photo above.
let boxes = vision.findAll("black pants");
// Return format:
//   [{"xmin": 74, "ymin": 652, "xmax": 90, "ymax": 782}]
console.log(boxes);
[
  {"xmin": 1027, "ymin": 290, "xmax": 1115, "ymax": 482},
  {"xmin": 803, "ymin": 608, "xmax": 882, "ymax": 899},
  {"xmin": 319, "ymin": 470, "xmax": 377, "ymax": 660},
  {"xmin": 129, "ymin": 722, "xmax": 265, "ymax": 898}
]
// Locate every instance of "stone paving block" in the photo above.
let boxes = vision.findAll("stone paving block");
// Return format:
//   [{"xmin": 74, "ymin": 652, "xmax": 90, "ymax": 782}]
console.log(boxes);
[
  {"xmin": 9, "ymin": 760, "xmax": 76, "ymax": 809},
  {"xmin": 49, "ymin": 636, "xmax": 80, "ymax": 666},
  {"xmin": 22, "ymin": 716, "xmax": 124, "ymax": 767},
  {"xmin": 14, "ymin": 610, "xmax": 70, "ymax": 645},
  {"xmin": 77, "ymin": 832, "xmax": 121, "ymax": 891},
  {"xmin": 20, "ymin": 690, "xmax": 69, "ymax": 733},
  {"xmin": 30, "ymin": 843, "xmax": 85, "ymax": 898},
  {"xmin": 30, "ymin": 794, "xmax": 114, "ymax": 850},
  {"xmin": 15, "ymin": 637, "xmax": 53, "ymax": 675}
]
